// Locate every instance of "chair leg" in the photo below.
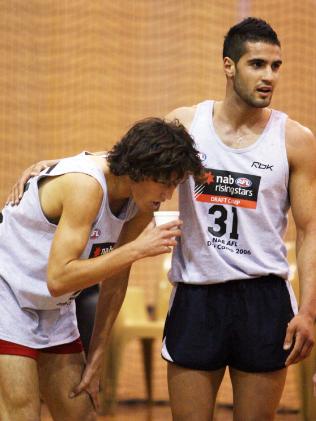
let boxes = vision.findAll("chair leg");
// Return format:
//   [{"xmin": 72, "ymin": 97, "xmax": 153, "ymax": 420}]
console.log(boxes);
[
  {"xmin": 99, "ymin": 339, "xmax": 124, "ymax": 415},
  {"xmin": 141, "ymin": 338, "xmax": 154, "ymax": 404}
]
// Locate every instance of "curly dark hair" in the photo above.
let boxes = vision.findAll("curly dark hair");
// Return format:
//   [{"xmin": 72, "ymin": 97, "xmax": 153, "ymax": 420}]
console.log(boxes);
[
  {"xmin": 107, "ymin": 117, "xmax": 204, "ymax": 185},
  {"xmin": 223, "ymin": 17, "xmax": 280, "ymax": 63}
]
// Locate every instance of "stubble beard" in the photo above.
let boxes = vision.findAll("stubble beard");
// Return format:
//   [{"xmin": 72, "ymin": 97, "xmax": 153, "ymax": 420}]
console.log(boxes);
[{"xmin": 233, "ymin": 77, "xmax": 272, "ymax": 109}]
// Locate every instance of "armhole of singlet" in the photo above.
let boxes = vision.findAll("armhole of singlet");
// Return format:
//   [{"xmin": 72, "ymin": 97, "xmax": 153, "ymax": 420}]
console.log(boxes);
[
  {"xmin": 39, "ymin": 157, "xmax": 107, "ymax": 228},
  {"xmin": 279, "ymin": 113, "xmax": 290, "ymax": 193}
]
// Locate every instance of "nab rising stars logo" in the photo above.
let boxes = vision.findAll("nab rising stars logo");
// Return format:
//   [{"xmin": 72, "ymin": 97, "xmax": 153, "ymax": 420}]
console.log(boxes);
[{"xmin": 89, "ymin": 242, "xmax": 115, "ymax": 258}]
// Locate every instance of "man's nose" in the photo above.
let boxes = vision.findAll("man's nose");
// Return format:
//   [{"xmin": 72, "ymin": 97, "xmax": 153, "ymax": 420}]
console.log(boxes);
[
  {"xmin": 162, "ymin": 185, "xmax": 175, "ymax": 201},
  {"xmin": 168, "ymin": 185, "xmax": 177, "ymax": 199},
  {"xmin": 262, "ymin": 66, "xmax": 274, "ymax": 82}
]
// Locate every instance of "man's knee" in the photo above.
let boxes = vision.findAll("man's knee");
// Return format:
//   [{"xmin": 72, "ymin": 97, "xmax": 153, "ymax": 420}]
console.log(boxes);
[
  {"xmin": 235, "ymin": 412, "xmax": 276, "ymax": 421},
  {"xmin": 0, "ymin": 392, "xmax": 40, "ymax": 421},
  {"xmin": 44, "ymin": 392, "xmax": 97, "ymax": 421},
  {"xmin": 169, "ymin": 386, "xmax": 216, "ymax": 421},
  {"xmin": 171, "ymin": 407, "xmax": 209, "ymax": 421},
  {"xmin": 85, "ymin": 413, "xmax": 97, "ymax": 421},
  {"xmin": 63, "ymin": 411, "xmax": 96, "ymax": 421},
  {"xmin": 0, "ymin": 380, "xmax": 39, "ymax": 417}
]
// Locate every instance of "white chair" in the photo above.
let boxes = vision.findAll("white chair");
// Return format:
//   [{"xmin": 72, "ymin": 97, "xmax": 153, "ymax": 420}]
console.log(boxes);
[{"xmin": 99, "ymin": 277, "xmax": 172, "ymax": 414}]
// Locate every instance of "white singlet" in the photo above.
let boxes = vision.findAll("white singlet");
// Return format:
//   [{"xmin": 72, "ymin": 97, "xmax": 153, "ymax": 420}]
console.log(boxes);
[
  {"xmin": 0, "ymin": 152, "xmax": 138, "ymax": 347},
  {"xmin": 170, "ymin": 100, "xmax": 292, "ymax": 285}
]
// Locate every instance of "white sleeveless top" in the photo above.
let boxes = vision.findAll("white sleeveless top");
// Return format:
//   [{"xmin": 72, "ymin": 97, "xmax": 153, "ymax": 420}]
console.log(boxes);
[
  {"xmin": 0, "ymin": 152, "xmax": 138, "ymax": 310},
  {"xmin": 0, "ymin": 152, "xmax": 138, "ymax": 347},
  {"xmin": 170, "ymin": 100, "xmax": 291, "ymax": 284}
]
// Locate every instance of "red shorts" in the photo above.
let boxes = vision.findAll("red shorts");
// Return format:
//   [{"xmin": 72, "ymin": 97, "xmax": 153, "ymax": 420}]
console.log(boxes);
[{"xmin": 0, "ymin": 338, "xmax": 83, "ymax": 360}]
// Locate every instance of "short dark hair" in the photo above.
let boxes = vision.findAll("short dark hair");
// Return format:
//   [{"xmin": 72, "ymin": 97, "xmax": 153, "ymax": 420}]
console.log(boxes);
[
  {"xmin": 107, "ymin": 117, "xmax": 204, "ymax": 185},
  {"xmin": 223, "ymin": 17, "xmax": 280, "ymax": 63}
]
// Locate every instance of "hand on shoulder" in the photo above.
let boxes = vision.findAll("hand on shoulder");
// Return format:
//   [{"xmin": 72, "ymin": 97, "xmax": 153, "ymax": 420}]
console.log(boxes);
[{"xmin": 165, "ymin": 105, "xmax": 197, "ymax": 131}]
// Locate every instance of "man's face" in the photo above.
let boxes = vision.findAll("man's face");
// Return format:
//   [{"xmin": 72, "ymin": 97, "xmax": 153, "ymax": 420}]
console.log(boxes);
[
  {"xmin": 232, "ymin": 41, "xmax": 282, "ymax": 108},
  {"xmin": 130, "ymin": 178, "xmax": 178, "ymax": 212}
]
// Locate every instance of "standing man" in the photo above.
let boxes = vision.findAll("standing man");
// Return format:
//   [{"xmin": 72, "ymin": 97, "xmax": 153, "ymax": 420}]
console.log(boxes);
[
  {"xmin": 162, "ymin": 17, "xmax": 316, "ymax": 420},
  {"xmin": 0, "ymin": 117, "xmax": 203, "ymax": 421}
]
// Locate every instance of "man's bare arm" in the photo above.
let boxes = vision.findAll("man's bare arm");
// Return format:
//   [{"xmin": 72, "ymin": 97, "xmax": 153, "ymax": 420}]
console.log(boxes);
[
  {"xmin": 71, "ymin": 210, "xmax": 153, "ymax": 407},
  {"xmin": 284, "ymin": 119, "xmax": 316, "ymax": 365},
  {"xmin": 46, "ymin": 173, "xmax": 180, "ymax": 296}
]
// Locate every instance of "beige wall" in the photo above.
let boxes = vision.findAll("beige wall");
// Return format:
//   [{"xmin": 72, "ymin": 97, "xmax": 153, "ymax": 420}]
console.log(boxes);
[{"xmin": 1, "ymin": 0, "xmax": 314, "ymax": 407}]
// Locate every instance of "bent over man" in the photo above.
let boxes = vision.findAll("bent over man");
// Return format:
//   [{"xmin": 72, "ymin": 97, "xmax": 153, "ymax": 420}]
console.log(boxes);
[{"xmin": 0, "ymin": 117, "xmax": 203, "ymax": 421}]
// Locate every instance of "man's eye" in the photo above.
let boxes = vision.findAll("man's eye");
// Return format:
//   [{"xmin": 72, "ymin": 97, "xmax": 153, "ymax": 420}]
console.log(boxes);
[{"xmin": 272, "ymin": 63, "xmax": 281, "ymax": 71}]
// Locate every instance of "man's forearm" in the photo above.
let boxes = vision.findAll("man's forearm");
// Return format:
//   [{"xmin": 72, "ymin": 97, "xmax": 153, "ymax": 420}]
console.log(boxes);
[
  {"xmin": 85, "ymin": 269, "xmax": 130, "ymax": 371},
  {"xmin": 296, "ymin": 229, "xmax": 316, "ymax": 320},
  {"xmin": 84, "ymin": 210, "xmax": 154, "ymax": 369}
]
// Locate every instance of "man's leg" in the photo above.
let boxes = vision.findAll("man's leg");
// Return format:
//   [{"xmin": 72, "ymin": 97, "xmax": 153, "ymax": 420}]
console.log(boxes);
[
  {"xmin": 167, "ymin": 362, "xmax": 226, "ymax": 421},
  {"xmin": 230, "ymin": 367, "xmax": 287, "ymax": 421},
  {"xmin": 38, "ymin": 351, "xmax": 96, "ymax": 421},
  {"xmin": 0, "ymin": 355, "xmax": 41, "ymax": 421}
]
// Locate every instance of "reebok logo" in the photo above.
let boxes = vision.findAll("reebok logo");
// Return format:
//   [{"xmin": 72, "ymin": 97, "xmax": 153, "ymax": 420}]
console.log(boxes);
[{"xmin": 251, "ymin": 161, "xmax": 273, "ymax": 171}]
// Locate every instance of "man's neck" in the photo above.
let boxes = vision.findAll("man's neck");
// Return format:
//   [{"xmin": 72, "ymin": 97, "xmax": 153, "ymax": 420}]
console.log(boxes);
[
  {"xmin": 212, "ymin": 98, "xmax": 272, "ymax": 149},
  {"xmin": 215, "ymin": 96, "xmax": 268, "ymax": 129}
]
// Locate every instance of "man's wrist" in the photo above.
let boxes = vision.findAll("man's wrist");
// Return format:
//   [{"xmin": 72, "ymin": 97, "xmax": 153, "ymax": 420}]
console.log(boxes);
[
  {"xmin": 86, "ymin": 351, "xmax": 104, "ymax": 370},
  {"xmin": 297, "ymin": 308, "xmax": 316, "ymax": 322},
  {"xmin": 128, "ymin": 240, "xmax": 146, "ymax": 261}
]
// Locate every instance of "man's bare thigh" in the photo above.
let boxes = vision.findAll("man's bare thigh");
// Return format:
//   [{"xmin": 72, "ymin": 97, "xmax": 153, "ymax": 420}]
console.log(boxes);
[
  {"xmin": 168, "ymin": 362, "xmax": 226, "ymax": 421},
  {"xmin": 230, "ymin": 366, "xmax": 287, "ymax": 421},
  {"xmin": 38, "ymin": 351, "xmax": 96, "ymax": 421},
  {"xmin": 0, "ymin": 354, "xmax": 41, "ymax": 421}
]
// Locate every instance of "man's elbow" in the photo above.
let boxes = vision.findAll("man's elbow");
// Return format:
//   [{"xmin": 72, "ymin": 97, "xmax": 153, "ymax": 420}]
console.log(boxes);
[
  {"xmin": 47, "ymin": 281, "xmax": 65, "ymax": 297},
  {"xmin": 47, "ymin": 270, "xmax": 67, "ymax": 297}
]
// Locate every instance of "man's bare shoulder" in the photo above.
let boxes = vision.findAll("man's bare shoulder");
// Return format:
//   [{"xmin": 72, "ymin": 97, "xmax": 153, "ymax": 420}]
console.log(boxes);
[
  {"xmin": 165, "ymin": 105, "xmax": 197, "ymax": 131},
  {"xmin": 286, "ymin": 118, "xmax": 315, "ymax": 147},
  {"xmin": 41, "ymin": 172, "xmax": 103, "ymax": 222},
  {"xmin": 60, "ymin": 173, "xmax": 104, "ymax": 206},
  {"xmin": 285, "ymin": 118, "xmax": 316, "ymax": 166}
]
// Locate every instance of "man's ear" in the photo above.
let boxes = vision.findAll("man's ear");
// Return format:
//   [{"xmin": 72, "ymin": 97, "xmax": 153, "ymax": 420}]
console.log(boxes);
[{"xmin": 223, "ymin": 57, "xmax": 236, "ymax": 78}]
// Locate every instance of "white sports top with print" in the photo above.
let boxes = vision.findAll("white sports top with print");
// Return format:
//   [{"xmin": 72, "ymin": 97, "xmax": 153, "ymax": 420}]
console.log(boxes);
[
  {"xmin": 0, "ymin": 152, "xmax": 138, "ymax": 347},
  {"xmin": 170, "ymin": 100, "xmax": 292, "ymax": 285}
]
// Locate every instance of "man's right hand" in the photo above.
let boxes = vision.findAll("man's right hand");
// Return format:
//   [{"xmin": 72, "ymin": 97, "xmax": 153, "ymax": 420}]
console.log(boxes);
[
  {"xmin": 6, "ymin": 159, "xmax": 58, "ymax": 205},
  {"xmin": 132, "ymin": 219, "xmax": 182, "ymax": 258},
  {"xmin": 70, "ymin": 363, "xmax": 101, "ymax": 411}
]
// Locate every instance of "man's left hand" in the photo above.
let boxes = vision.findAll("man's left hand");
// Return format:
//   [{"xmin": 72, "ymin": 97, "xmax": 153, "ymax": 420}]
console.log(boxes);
[
  {"xmin": 69, "ymin": 364, "xmax": 100, "ymax": 411},
  {"xmin": 284, "ymin": 313, "xmax": 314, "ymax": 365}
]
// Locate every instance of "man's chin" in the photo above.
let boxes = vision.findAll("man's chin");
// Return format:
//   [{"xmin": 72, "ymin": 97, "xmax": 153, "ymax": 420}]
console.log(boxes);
[
  {"xmin": 242, "ymin": 93, "xmax": 272, "ymax": 109},
  {"xmin": 252, "ymin": 96, "xmax": 272, "ymax": 108},
  {"xmin": 152, "ymin": 201, "xmax": 161, "ymax": 211},
  {"xmin": 138, "ymin": 202, "xmax": 161, "ymax": 212}
]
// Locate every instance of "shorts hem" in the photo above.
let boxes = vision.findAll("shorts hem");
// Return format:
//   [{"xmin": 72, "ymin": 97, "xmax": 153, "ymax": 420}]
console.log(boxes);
[
  {"xmin": 161, "ymin": 354, "xmax": 226, "ymax": 372},
  {"xmin": 162, "ymin": 354, "xmax": 286, "ymax": 373},
  {"xmin": 229, "ymin": 363, "xmax": 287, "ymax": 373},
  {"xmin": 0, "ymin": 331, "xmax": 80, "ymax": 349},
  {"xmin": 0, "ymin": 337, "xmax": 83, "ymax": 360}
]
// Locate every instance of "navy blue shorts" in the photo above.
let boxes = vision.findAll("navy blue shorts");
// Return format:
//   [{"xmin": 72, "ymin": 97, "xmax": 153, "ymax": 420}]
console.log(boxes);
[{"xmin": 162, "ymin": 275, "xmax": 295, "ymax": 372}]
